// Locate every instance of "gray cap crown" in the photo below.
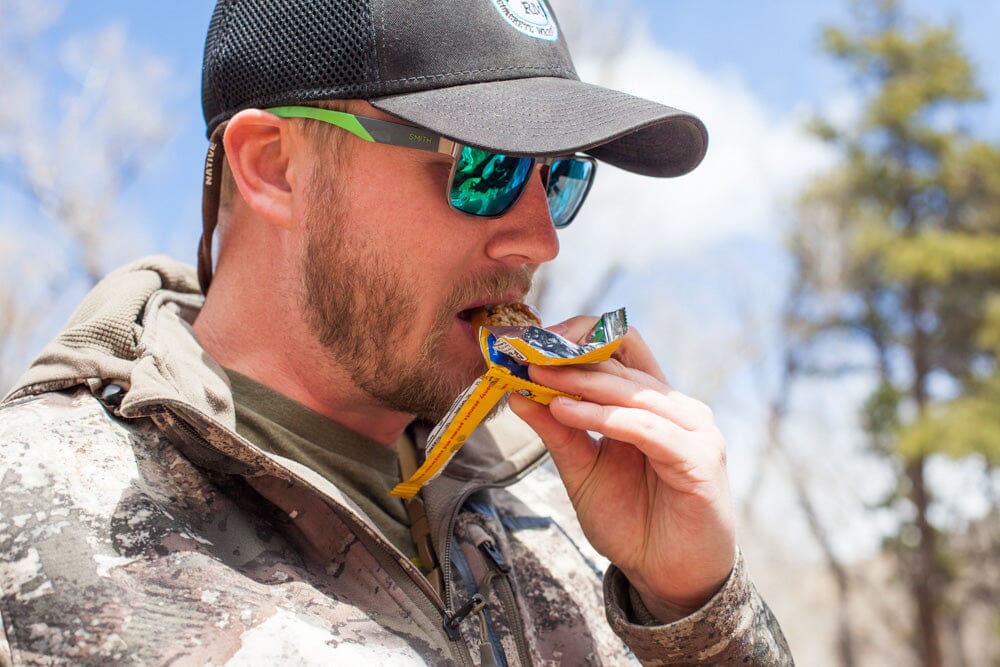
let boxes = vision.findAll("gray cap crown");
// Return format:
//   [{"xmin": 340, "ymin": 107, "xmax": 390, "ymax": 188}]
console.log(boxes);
[{"xmin": 201, "ymin": 0, "xmax": 707, "ymax": 178}]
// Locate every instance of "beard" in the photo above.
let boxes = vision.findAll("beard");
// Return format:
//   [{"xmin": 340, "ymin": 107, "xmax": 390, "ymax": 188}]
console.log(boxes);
[{"xmin": 300, "ymin": 177, "xmax": 533, "ymax": 422}]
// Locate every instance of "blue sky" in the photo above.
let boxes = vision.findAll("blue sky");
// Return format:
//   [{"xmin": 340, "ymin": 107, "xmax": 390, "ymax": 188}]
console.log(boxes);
[{"xmin": 642, "ymin": 0, "xmax": 1000, "ymax": 127}]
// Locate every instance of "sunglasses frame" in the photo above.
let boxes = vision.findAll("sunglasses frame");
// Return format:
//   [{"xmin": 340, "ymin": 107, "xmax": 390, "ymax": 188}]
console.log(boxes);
[{"xmin": 265, "ymin": 105, "xmax": 596, "ymax": 228}]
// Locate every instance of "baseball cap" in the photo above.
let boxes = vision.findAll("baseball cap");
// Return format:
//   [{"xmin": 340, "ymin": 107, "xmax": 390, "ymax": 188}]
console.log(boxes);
[{"xmin": 198, "ymin": 0, "xmax": 708, "ymax": 291}]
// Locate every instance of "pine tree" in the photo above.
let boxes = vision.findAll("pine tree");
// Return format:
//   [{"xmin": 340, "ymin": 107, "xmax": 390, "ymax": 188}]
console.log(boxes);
[{"xmin": 791, "ymin": 1, "xmax": 1000, "ymax": 664}]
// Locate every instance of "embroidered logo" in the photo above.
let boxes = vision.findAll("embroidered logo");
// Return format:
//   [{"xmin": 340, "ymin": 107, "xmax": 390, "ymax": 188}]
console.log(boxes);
[{"xmin": 488, "ymin": 0, "xmax": 559, "ymax": 42}]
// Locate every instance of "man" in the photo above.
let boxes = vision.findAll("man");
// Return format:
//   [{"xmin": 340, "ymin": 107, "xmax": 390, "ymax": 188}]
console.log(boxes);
[{"xmin": 0, "ymin": 1, "xmax": 792, "ymax": 664}]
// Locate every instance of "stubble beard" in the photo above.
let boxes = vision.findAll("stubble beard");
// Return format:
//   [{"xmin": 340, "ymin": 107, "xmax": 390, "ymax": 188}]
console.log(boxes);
[{"xmin": 300, "ymin": 177, "xmax": 533, "ymax": 422}]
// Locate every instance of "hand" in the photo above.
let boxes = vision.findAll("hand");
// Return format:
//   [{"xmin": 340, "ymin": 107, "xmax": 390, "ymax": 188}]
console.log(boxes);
[{"xmin": 508, "ymin": 317, "xmax": 736, "ymax": 621}]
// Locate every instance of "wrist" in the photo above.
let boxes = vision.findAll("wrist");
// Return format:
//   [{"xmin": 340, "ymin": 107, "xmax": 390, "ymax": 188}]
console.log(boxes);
[
  {"xmin": 623, "ymin": 550, "xmax": 737, "ymax": 623},
  {"xmin": 630, "ymin": 578, "xmax": 723, "ymax": 623}
]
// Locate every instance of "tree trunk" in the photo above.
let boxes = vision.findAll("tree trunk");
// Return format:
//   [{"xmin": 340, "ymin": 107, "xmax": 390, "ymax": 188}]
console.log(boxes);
[
  {"xmin": 909, "ymin": 456, "xmax": 943, "ymax": 667},
  {"xmin": 784, "ymin": 448, "xmax": 858, "ymax": 667},
  {"xmin": 908, "ymin": 281, "xmax": 943, "ymax": 667},
  {"xmin": 766, "ymin": 335, "xmax": 858, "ymax": 667}
]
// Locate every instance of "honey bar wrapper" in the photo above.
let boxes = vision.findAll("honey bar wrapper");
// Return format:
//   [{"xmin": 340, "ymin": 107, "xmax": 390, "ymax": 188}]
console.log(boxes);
[{"xmin": 391, "ymin": 308, "xmax": 627, "ymax": 499}]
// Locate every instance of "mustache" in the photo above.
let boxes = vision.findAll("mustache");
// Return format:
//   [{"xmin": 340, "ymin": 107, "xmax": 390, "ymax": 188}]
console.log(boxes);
[
  {"xmin": 442, "ymin": 266, "xmax": 535, "ymax": 316},
  {"xmin": 424, "ymin": 266, "xmax": 535, "ymax": 338}
]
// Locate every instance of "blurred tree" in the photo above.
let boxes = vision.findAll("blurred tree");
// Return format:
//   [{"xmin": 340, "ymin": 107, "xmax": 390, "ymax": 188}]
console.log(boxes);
[
  {"xmin": 790, "ymin": 1, "xmax": 1000, "ymax": 665},
  {"xmin": 0, "ymin": 0, "xmax": 176, "ymax": 389}
]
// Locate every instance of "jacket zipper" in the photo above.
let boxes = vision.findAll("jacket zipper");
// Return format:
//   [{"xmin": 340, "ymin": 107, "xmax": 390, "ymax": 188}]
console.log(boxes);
[
  {"xmin": 478, "ymin": 539, "xmax": 531, "ymax": 666},
  {"xmin": 437, "ymin": 453, "xmax": 549, "ymax": 666},
  {"xmin": 354, "ymin": 520, "xmax": 476, "ymax": 667},
  {"xmin": 449, "ymin": 533, "xmax": 509, "ymax": 666}
]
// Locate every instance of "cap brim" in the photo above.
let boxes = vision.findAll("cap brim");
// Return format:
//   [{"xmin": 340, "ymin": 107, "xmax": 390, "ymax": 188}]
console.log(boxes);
[{"xmin": 371, "ymin": 76, "xmax": 707, "ymax": 178}]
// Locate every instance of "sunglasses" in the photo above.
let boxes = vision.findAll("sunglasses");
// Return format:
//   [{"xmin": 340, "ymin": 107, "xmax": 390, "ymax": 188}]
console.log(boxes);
[{"xmin": 267, "ymin": 105, "xmax": 597, "ymax": 229}]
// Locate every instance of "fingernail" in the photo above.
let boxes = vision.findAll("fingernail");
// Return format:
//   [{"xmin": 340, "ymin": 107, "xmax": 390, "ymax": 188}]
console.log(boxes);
[
  {"xmin": 547, "ymin": 322, "xmax": 569, "ymax": 335},
  {"xmin": 551, "ymin": 395, "xmax": 574, "ymax": 408}
]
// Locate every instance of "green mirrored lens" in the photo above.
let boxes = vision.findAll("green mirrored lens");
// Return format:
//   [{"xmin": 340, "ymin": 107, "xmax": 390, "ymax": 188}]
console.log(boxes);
[
  {"xmin": 450, "ymin": 147, "xmax": 534, "ymax": 216},
  {"xmin": 547, "ymin": 158, "xmax": 595, "ymax": 228}
]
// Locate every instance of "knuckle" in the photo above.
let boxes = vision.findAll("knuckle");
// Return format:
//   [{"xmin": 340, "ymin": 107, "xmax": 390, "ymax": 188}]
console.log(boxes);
[
  {"xmin": 634, "ymin": 412, "xmax": 661, "ymax": 440},
  {"xmin": 683, "ymin": 395, "xmax": 714, "ymax": 423},
  {"xmin": 714, "ymin": 437, "xmax": 728, "ymax": 466}
]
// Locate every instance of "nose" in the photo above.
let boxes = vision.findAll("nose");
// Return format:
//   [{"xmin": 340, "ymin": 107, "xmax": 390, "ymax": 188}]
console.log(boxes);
[{"xmin": 483, "ymin": 166, "xmax": 560, "ymax": 265}]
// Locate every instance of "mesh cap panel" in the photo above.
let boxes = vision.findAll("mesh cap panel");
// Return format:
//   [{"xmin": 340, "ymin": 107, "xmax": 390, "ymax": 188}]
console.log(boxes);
[{"xmin": 202, "ymin": 0, "xmax": 378, "ymax": 135}]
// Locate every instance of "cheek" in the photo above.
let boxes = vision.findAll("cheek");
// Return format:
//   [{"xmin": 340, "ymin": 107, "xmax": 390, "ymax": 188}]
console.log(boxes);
[
  {"xmin": 339, "ymin": 154, "xmax": 490, "ymax": 285},
  {"xmin": 349, "ymin": 153, "xmax": 442, "ymax": 218}
]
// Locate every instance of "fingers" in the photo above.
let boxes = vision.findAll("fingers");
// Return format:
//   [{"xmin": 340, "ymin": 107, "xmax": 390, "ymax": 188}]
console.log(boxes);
[
  {"xmin": 545, "ymin": 315, "xmax": 600, "ymax": 343},
  {"xmin": 528, "ymin": 363, "xmax": 714, "ymax": 432},
  {"xmin": 531, "ymin": 316, "xmax": 724, "ymax": 488},
  {"xmin": 508, "ymin": 393, "xmax": 600, "ymax": 489},
  {"xmin": 546, "ymin": 396, "xmax": 724, "ymax": 478},
  {"xmin": 507, "ymin": 392, "xmax": 580, "ymax": 452}
]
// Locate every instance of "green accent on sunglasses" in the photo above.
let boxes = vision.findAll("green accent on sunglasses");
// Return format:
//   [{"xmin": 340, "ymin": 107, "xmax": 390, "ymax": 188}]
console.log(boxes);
[
  {"xmin": 267, "ymin": 106, "xmax": 375, "ymax": 142},
  {"xmin": 266, "ymin": 105, "xmax": 449, "ymax": 153}
]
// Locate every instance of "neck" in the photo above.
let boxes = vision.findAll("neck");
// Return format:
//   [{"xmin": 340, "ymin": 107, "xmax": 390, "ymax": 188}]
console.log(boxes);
[{"xmin": 194, "ymin": 264, "xmax": 413, "ymax": 448}]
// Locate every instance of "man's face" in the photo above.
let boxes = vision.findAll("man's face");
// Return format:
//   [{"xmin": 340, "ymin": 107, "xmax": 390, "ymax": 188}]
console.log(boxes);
[{"xmin": 298, "ymin": 106, "xmax": 559, "ymax": 422}]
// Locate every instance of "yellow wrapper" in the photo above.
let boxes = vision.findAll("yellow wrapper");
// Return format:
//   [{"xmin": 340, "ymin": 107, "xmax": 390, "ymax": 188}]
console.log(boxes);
[{"xmin": 390, "ymin": 308, "xmax": 627, "ymax": 499}]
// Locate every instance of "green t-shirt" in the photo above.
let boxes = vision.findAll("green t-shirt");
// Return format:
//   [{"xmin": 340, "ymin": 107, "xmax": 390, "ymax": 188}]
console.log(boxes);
[{"xmin": 226, "ymin": 369, "xmax": 414, "ymax": 560}]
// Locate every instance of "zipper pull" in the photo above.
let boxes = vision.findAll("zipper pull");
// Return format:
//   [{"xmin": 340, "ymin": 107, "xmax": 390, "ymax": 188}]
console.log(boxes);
[
  {"xmin": 476, "ymin": 609, "xmax": 501, "ymax": 667},
  {"xmin": 444, "ymin": 593, "xmax": 486, "ymax": 640},
  {"xmin": 478, "ymin": 540, "xmax": 510, "ymax": 574}
]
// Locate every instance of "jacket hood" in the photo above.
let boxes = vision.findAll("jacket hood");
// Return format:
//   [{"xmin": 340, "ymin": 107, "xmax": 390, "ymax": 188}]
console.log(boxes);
[{"xmin": 2, "ymin": 256, "xmax": 546, "ymax": 487}]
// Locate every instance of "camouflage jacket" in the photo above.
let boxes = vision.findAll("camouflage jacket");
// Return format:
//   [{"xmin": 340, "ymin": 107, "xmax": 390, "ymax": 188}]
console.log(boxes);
[{"xmin": 0, "ymin": 258, "xmax": 792, "ymax": 665}]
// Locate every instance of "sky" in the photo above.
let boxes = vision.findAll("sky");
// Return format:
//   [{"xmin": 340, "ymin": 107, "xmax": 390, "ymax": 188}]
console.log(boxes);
[{"xmin": 7, "ymin": 0, "xmax": 1000, "ymax": 564}]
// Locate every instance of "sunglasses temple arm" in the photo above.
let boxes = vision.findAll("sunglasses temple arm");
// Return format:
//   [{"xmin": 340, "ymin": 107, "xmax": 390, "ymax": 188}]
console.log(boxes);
[{"xmin": 354, "ymin": 116, "xmax": 456, "ymax": 156}]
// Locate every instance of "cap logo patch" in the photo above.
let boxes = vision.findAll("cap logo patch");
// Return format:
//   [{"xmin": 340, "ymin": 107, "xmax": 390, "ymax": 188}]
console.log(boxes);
[{"xmin": 489, "ymin": 0, "xmax": 558, "ymax": 42}]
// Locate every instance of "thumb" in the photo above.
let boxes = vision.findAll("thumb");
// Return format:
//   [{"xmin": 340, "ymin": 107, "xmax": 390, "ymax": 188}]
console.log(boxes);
[{"xmin": 545, "ymin": 315, "xmax": 601, "ymax": 345}]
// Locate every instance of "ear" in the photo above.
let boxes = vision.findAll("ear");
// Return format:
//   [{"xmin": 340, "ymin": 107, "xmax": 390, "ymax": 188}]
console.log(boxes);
[{"xmin": 223, "ymin": 109, "xmax": 296, "ymax": 229}]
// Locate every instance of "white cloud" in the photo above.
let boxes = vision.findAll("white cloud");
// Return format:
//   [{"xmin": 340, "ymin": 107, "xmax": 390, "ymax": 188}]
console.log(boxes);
[{"xmin": 562, "ymin": 29, "xmax": 835, "ymax": 262}]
